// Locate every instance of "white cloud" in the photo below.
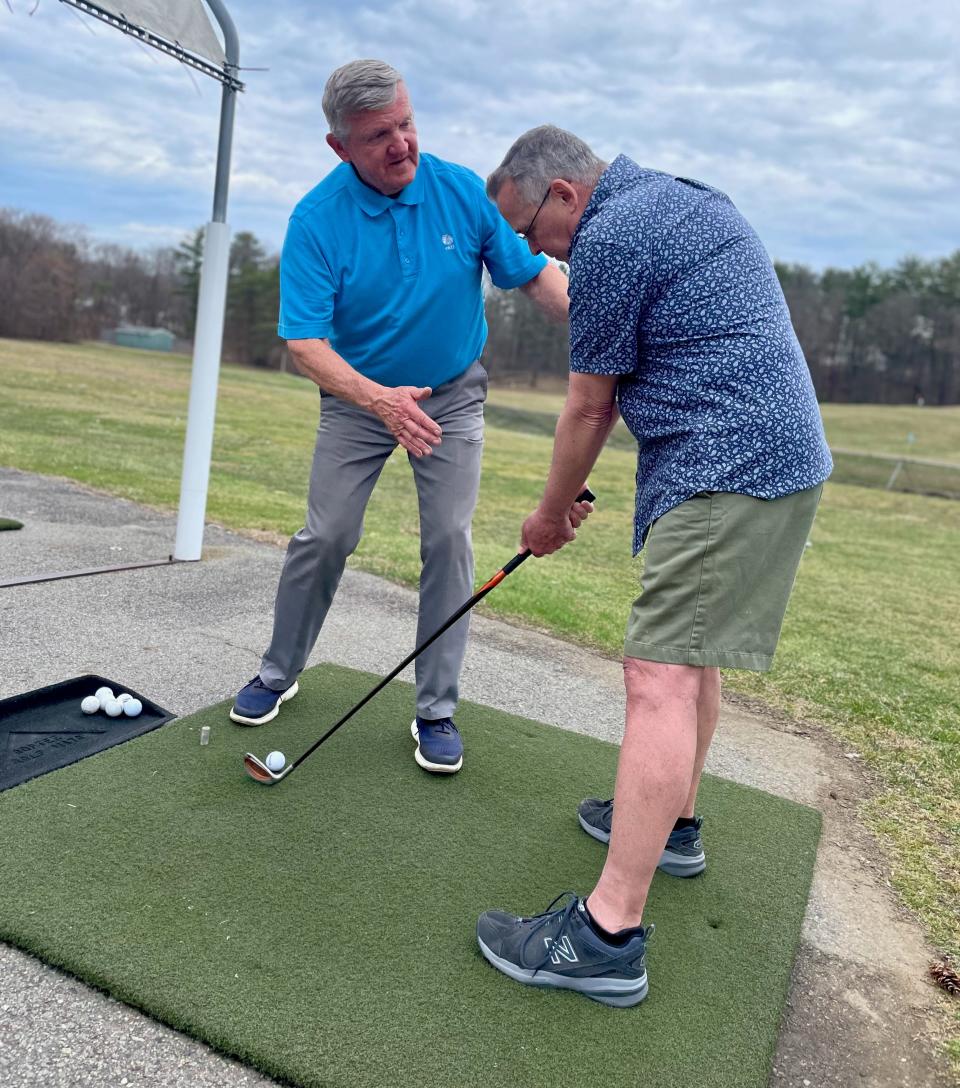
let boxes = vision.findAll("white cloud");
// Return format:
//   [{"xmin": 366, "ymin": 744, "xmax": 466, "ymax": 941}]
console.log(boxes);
[
  {"xmin": 1, "ymin": 0, "xmax": 957, "ymax": 268},
  {"xmin": 112, "ymin": 221, "xmax": 193, "ymax": 244}
]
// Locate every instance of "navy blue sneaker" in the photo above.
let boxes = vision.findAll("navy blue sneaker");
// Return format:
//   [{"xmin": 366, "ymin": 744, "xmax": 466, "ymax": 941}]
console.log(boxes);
[
  {"xmin": 578, "ymin": 800, "xmax": 706, "ymax": 877},
  {"xmin": 229, "ymin": 676, "xmax": 299, "ymax": 726},
  {"xmin": 477, "ymin": 892, "xmax": 653, "ymax": 1008},
  {"xmin": 410, "ymin": 717, "xmax": 463, "ymax": 774}
]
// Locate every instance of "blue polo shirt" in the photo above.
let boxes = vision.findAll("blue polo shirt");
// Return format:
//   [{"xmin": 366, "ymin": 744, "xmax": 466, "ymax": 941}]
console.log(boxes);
[
  {"xmin": 278, "ymin": 152, "xmax": 547, "ymax": 389},
  {"xmin": 569, "ymin": 156, "xmax": 833, "ymax": 553}
]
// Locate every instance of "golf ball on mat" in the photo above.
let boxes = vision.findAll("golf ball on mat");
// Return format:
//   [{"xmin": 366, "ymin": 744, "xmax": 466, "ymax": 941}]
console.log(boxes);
[
  {"xmin": 94, "ymin": 686, "xmax": 114, "ymax": 703},
  {"xmin": 265, "ymin": 751, "xmax": 286, "ymax": 772},
  {"xmin": 116, "ymin": 693, "xmax": 133, "ymax": 705},
  {"xmin": 80, "ymin": 696, "xmax": 100, "ymax": 714},
  {"xmin": 123, "ymin": 699, "xmax": 143, "ymax": 718},
  {"xmin": 103, "ymin": 699, "xmax": 123, "ymax": 717}
]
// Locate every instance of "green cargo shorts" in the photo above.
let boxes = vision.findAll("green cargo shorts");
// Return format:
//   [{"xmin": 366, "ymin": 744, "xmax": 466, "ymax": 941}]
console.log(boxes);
[{"xmin": 624, "ymin": 485, "xmax": 823, "ymax": 672}]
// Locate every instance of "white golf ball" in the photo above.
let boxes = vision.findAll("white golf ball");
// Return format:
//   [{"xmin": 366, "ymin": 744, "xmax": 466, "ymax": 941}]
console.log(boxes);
[
  {"xmin": 103, "ymin": 699, "xmax": 123, "ymax": 717},
  {"xmin": 94, "ymin": 686, "xmax": 114, "ymax": 703},
  {"xmin": 116, "ymin": 693, "xmax": 133, "ymax": 705},
  {"xmin": 122, "ymin": 699, "xmax": 143, "ymax": 718},
  {"xmin": 80, "ymin": 696, "xmax": 100, "ymax": 714},
  {"xmin": 265, "ymin": 750, "xmax": 286, "ymax": 772}
]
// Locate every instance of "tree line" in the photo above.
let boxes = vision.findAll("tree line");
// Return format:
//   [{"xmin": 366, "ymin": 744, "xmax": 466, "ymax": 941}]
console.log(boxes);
[
  {"xmin": 0, "ymin": 210, "xmax": 280, "ymax": 368},
  {"xmin": 1, "ymin": 207, "xmax": 957, "ymax": 404}
]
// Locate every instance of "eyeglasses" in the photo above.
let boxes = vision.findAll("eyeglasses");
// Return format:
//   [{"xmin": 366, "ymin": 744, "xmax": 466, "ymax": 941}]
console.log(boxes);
[{"xmin": 518, "ymin": 188, "xmax": 551, "ymax": 241}]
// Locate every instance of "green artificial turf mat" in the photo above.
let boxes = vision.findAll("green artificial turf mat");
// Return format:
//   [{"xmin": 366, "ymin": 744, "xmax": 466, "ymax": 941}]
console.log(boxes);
[
  {"xmin": 0, "ymin": 663, "xmax": 820, "ymax": 1088},
  {"xmin": 0, "ymin": 517, "xmax": 23, "ymax": 530}
]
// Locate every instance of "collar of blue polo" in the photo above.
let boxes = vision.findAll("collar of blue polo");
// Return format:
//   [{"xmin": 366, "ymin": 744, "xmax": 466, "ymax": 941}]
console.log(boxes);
[{"xmin": 345, "ymin": 159, "xmax": 425, "ymax": 216}]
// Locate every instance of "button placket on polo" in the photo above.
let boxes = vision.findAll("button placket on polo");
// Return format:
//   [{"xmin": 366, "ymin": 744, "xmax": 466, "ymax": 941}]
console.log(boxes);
[{"xmin": 392, "ymin": 205, "xmax": 417, "ymax": 278}]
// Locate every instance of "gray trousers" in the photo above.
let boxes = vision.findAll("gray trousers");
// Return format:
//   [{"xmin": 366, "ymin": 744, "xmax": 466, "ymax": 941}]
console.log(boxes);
[{"xmin": 260, "ymin": 361, "xmax": 487, "ymax": 718}]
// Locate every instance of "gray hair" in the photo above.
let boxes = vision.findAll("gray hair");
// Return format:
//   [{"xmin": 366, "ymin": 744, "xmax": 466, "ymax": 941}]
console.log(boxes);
[
  {"xmin": 487, "ymin": 125, "xmax": 607, "ymax": 205},
  {"xmin": 322, "ymin": 59, "xmax": 405, "ymax": 140}
]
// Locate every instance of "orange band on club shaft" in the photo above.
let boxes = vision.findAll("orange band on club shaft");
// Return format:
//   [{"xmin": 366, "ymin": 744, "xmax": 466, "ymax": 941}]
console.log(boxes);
[{"xmin": 479, "ymin": 569, "xmax": 507, "ymax": 593}]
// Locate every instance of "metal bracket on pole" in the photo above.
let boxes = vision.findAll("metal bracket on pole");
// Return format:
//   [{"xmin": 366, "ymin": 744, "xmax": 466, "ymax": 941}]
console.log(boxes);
[{"xmin": 58, "ymin": 1, "xmax": 245, "ymax": 91}]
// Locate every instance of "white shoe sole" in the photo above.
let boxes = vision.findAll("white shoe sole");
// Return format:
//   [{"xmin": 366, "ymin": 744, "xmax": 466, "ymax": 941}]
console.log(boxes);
[
  {"xmin": 410, "ymin": 720, "xmax": 463, "ymax": 774},
  {"xmin": 229, "ymin": 680, "xmax": 299, "ymax": 726}
]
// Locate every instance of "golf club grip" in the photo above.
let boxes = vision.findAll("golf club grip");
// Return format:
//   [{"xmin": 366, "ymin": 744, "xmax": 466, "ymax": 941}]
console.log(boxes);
[
  {"xmin": 289, "ymin": 487, "xmax": 597, "ymax": 771},
  {"xmin": 499, "ymin": 486, "xmax": 595, "ymax": 573},
  {"xmin": 496, "ymin": 487, "xmax": 596, "ymax": 579}
]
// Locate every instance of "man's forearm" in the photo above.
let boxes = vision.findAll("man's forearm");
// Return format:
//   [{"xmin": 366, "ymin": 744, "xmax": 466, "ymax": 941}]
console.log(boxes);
[
  {"xmin": 540, "ymin": 397, "xmax": 616, "ymax": 516},
  {"xmin": 287, "ymin": 338, "xmax": 442, "ymax": 456},
  {"xmin": 287, "ymin": 338, "xmax": 382, "ymax": 412},
  {"xmin": 520, "ymin": 263, "xmax": 570, "ymax": 323}
]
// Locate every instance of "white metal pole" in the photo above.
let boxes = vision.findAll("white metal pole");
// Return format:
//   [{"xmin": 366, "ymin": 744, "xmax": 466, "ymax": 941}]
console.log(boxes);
[
  {"xmin": 173, "ymin": 220, "xmax": 231, "ymax": 560},
  {"xmin": 172, "ymin": 0, "xmax": 240, "ymax": 560}
]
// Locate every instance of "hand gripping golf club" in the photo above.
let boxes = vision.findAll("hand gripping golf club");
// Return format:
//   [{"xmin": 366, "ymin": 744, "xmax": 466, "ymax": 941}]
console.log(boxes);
[{"xmin": 244, "ymin": 487, "xmax": 596, "ymax": 785}]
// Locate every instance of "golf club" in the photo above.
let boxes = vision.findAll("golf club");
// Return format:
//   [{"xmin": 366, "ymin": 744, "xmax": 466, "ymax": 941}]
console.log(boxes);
[{"xmin": 243, "ymin": 487, "xmax": 596, "ymax": 785}]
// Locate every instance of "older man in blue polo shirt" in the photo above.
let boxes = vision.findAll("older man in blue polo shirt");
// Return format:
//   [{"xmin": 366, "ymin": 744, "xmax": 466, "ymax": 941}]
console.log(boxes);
[
  {"xmin": 476, "ymin": 126, "xmax": 832, "ymax": 1006},
  {"xmin": 230, "ymin": 63, "xmax": 571, "ymax": 776}
]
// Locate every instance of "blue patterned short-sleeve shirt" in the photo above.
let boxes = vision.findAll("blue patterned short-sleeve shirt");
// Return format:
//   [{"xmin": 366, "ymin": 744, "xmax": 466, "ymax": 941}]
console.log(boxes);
[{"xmin": 569, "ymin": 155, "xmax": 833, "ymax": 553}]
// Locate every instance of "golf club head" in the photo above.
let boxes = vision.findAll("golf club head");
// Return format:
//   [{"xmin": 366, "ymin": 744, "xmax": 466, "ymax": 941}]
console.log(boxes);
[{"xmin": 243, "ymin": 752, "xmax": 289, "ymax": 785}]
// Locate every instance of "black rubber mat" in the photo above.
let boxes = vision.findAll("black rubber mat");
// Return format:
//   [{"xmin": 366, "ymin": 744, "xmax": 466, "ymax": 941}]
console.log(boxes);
[{"xmin": 0, "ymin": 675, "xmax": 174, "ymax": 792}]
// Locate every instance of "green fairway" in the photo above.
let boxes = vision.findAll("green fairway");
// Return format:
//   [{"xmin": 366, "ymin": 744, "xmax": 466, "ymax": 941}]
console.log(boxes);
[
  {"xmin": 486, "ymin": 381, "xmax": 960, "ymax": 464},
  {"xmin": 0, "ymin": 664, "xmax": 821, "ymax": 1088},
  {"xmin": 0, "ymin": 337, "xmax": 957, "ymax": 993}
]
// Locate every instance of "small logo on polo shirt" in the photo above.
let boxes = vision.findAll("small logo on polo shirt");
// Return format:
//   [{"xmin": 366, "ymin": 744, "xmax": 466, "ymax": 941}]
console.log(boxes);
[{"xmin": 441, "ymin": 233, "xmax": 455, "ymax": 250}]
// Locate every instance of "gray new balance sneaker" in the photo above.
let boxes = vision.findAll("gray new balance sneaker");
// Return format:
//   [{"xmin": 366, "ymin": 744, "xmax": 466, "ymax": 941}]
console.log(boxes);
[
  {"xmin": 477, "ymin": 892, "xmax": 653, "ymax": 1008},
  {"xmin": 578, "ymin": 799, "xmax": 706, "ymax": 878}
]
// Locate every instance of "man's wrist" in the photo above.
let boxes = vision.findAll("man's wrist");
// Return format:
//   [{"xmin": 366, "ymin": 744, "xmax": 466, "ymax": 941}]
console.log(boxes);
[
  {"xmin": 537, "ymin": 499, "xmax": 571, "ymax": 523},
  {"xmin": 356, "ymin": 378, "xmax": 386, "ymax": 415}
]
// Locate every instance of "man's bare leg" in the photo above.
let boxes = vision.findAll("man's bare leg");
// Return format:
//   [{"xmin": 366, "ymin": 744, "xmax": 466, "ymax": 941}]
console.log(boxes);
[
  {"xmin": 586, "ymin": 658, "xmax": 703, "ymax": 932},
  {"xmin": 681, "ymin": 665, "xmax": 720, "ymax": 817}
]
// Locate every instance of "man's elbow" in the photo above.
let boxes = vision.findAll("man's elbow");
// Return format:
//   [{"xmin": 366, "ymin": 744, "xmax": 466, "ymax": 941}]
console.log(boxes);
[
  {"xmin": 285, "ymin": 338, "xmax": 329, "ymax": 378},
  {"xmin": 523, "ymin": 267, "xmax": 570, "ymax": 322},
  {"xmin": 569, "ymin": 398, "xmax": 616, "ymax": 430},
  {"xmin": 287, "ymin": 337, "xmax": 327, "ymax": 353}
]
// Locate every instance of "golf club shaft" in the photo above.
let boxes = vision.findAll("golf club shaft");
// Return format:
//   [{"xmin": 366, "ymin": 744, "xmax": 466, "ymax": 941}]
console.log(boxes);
[{"xmin": 287, "ymin": 487, "xmax": 595, "ymax": 775}]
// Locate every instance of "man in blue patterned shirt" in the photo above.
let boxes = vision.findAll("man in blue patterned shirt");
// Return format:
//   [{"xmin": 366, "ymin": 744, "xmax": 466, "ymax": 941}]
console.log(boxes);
[{"xmin": 475, "ymin": 126, "xmax": 832, "ymax": 1008}]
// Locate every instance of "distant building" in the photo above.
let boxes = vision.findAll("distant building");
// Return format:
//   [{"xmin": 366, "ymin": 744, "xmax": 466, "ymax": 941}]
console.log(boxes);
[{"xmin": 108, "ymin": 326, "xmax": 176, "ymax": 352}]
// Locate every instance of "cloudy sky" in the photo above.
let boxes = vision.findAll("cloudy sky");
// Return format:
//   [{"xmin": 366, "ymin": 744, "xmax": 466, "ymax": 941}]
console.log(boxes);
[{"xmin": 2, "ymin": 0, "xmax": 957, "ymax": 269}]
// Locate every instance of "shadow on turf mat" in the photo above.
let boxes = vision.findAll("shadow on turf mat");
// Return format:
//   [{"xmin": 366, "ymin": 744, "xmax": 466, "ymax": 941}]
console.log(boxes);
[{"xmin": 0, "ymin": 674, "xmax": 174, "ymax": 792}]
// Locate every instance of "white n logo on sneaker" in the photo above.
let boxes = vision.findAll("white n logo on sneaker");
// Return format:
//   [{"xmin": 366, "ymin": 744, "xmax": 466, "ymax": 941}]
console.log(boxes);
[{"xmin": 544, "ymin": 935, "xmax": 579, "ymax": 965}]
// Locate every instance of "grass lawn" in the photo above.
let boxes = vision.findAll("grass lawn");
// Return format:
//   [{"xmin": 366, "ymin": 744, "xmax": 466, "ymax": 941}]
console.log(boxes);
[
  {"xmin": 819, "ymin": 403, "xmax": 960, "ymax": 464},
  {"xmin": 2, "ymin": 338, "xmax": 958, "ymax": 1041},
  {"xmin": 488, "ymin": 381, "xmax": 960, "ymax": 464}
]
